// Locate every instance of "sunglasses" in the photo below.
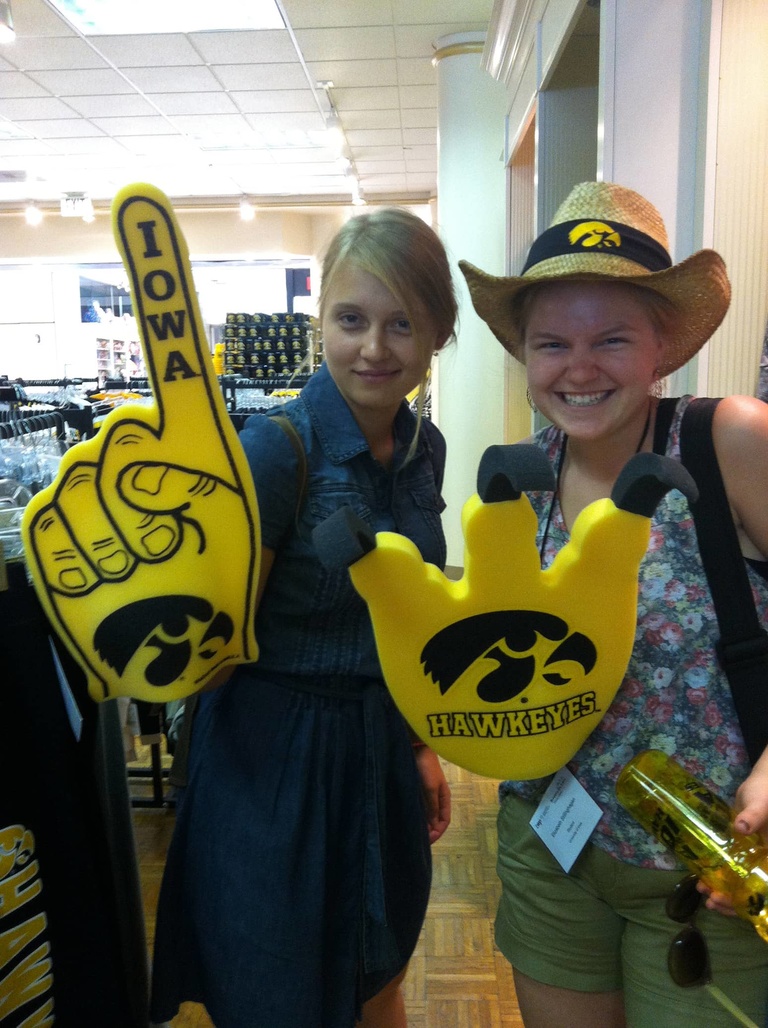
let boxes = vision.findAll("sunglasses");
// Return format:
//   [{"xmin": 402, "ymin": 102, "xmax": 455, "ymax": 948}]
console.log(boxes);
[
  {"xmin": 666, "ymin": 873, "xmax": 710, "ymax": 987},
  {"xmin": 665, "ymin": 874, "xmax": 759, "ymax": 1027}
]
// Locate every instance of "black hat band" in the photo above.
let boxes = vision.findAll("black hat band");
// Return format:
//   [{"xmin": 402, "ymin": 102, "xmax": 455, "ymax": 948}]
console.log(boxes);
[{"xmin": 522, "ymin": 219, "xmax": 673, "ymax": 275}]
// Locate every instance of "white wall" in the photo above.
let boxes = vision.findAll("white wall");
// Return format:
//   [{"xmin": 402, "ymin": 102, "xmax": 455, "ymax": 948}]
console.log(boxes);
[{"xmin": 0, "ymin": 204, "xmax": 349, "ymax": 381}]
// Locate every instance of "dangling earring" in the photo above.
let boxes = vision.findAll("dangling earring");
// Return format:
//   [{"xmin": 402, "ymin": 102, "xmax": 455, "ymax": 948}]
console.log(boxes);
[
  {"xmin": 526, "ymin": 387, "xmax": 538, "ymax": 412},
  {"xmin": 650, "ymin": 369, "xmax": 665, "ymax": 399}
]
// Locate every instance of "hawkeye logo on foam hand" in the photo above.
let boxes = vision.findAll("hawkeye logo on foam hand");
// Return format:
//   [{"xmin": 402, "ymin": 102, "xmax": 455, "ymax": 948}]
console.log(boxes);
[
  {"xmin": 314, "ymin": 444, "xmax": 698, "ymax": 781},
  {"xmin": 418, "ymin": 610, "xmax": 600, "ymax": 745},
  {"xmin": 568, "ymin": 220, "xmax": 622, "ymax": 250}
]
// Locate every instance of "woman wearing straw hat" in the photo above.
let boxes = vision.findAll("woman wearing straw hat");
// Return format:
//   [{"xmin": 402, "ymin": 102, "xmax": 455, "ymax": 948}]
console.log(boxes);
[{"xmin": 460, "ymin": 181, "xmax": 768, "ymax": 1027}]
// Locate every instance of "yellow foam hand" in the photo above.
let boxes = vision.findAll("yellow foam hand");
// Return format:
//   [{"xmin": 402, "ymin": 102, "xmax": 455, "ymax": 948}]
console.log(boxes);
[
  {"xmin": 314, "ymin": 446, "xmax": 697, "ymax": 780},
  {"xmin": 21, "ymin": 183, "xmax": 261, "ymax": 703}
]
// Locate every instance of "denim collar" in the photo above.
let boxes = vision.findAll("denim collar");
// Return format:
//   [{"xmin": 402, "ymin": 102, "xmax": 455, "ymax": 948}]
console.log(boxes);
[{"xmin": 301, "ymin": 361, "xmax": 418, "ymax": 466}]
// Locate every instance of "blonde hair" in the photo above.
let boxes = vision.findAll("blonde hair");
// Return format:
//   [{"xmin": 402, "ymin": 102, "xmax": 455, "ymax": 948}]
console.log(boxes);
[
  {"xmin": 319, "ymin": 208, "xmax": 458, "ymax": 363},
  {"xmin": 319, "ymin": 208, "xmax": 458, "ymax": 454}
]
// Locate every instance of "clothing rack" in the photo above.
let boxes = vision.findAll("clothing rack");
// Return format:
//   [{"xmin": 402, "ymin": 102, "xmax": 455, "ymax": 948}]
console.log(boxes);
[
  {"xmin": 219, "ymin": 374, "xmax": 310, "ymax": 412},
  {"xmin": 101, "ymin": 374, "xmax": 311, "ymax": 412},
  {"xmin": 100, "ymin": 378, "xmax": 152, "ymax": 393},
  {"xmin": 126, "ymin": 703, "xmax": 171, "ymax": 809},
  {"xmin": 10, "ymin": 377, "xmax": 99, "ymax": 388},
  {"xmin": 0, "ymin": 409, "xmax": 68, "ymax": 440}
]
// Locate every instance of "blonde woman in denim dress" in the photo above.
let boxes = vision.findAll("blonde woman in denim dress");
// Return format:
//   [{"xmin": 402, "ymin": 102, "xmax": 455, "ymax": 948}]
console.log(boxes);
[{"xmin": 149, "ymin": 208, "xmax": 456, "ymax": 1028}]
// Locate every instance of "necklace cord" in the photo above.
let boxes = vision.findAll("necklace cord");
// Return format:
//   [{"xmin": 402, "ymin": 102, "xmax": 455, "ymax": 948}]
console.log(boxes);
[{"xmin": 538, "ymin": 403, "xmax": 653, "ymax": 562}]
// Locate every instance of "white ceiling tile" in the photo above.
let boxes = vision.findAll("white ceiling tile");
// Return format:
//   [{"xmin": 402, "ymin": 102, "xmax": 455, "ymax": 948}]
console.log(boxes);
[
  {"xmin": 401, "ymin": 108, "xmax": 436, "ymax": 128},
  {"xmin": 0, "ymin": 97, "xmax": 86, "ymax": 121},
  {"xmin": 334, "ymin": 87, "xmax": 399, "ymax": 112},
  {"xmin": 343, "ymin": 109, "xmax": 401, "ymax": 131},
  {"xmin": 273, "ymin": 149, "xmax": 338, "ymax": 166},
  {"xmin": 396, "ymin": 57, "xmax": 437, "ymax": 86},
  {"xmin": 66, "ymin": 94, "xmax": 167, "ymax": 118},
  {"xmin": 403, "ymin": 126, "xmax": 436, "ymax": 146},
  {"xmin": 90, "ymin": 116, "xmax": 176, "ymax": 137},
  {"xmin": 12, "ymin": 119, "xmax": 105, "ymax": 138},
  {"xmin": 404, "ymin": 159, "xmax": 437, "ymax": 173},
  {"xmin": 307, "ymin": 60, "xmax": 398, "ymax": 88},
  {"xmin": 399, "ymin": 84, "xmax": 436, "ymax": 109},
  {"xmin": 30, "ymin": 69, "xmax": 137, "ymax": 95},
  {"xmin": 190, "ymin": 30, "xmax": 297, "ymax": 65},
  {"xmin": 0, "ymin": 0, "xmax": 492, "ymax": 210},
  {"xmin": 294, "ymin": 27, "xmax": 396, "ymax": 63},
  {"xmin": 93, "ymin": 34, "xmax": 205, "ymax": 68},
  {"xmin": 403, "ymin": 145, "xmax": 436, "ymax": 161},
  {"xmin": 392, "ymin": 0, "xmax": 494, "ymax": 27},
  {"xmin": 205, "ymin": 150, "xmax": 276, "ymax": 167},
  {"xmin": 231, "ymin": 91, "xmax": 317, "ymax": 115},
  {"xmin": 282, "ymin": 0, "xmax": 394, "ymax": 29},
  {"xmin": 281, "ymin": 160, "xmax": 344, "ymax": 177},
  {"xmin": 403, "ymin": 173, "xmax": 436, "ymax": 191},
  {"xmin": 359, "ymin": 172, "xmax": 410, "ymax": 190},
  {"xmin": 0, "ymin": 138, "xmax": 52, "ymax": 156},
  {"xmin": 168, "ymin": 113, "xmax": 255, "ymax": 138},
  {"xmin": 352, "ymin": 144, "xmax": 408, "ymax": 162},
  {"xmin": 243, "ymin": 111, "xmax": 325, "ymax": 133},
  {"xmin": 114, "ymin": 135, "xmax": 202, "ymax": 157},
  {"xmin": 346, "ymin": 129, "xmax": 403, "ymax": 148},
  {"xmin": 215, "ymin": 63, "xmax": 310, "ymax": 92},
  {"xmin": 355, "ymin": 159, "xmax": 407, "ymax": 174},
  {"xmin": 394, "ymin": 22, "xmax": 488, "ymax": 58},
  {"xmin": 2, "ymin": 37, "xmax": 109, "ymax": 71},
  {"xmin": 125, "ymin": 66, "xmax": 223, "ymax": 93},
  {"xmin": 29, "ymin": 136, "xmax": 128, "ymax": 156},
  {"xmin": 0, "ymin": 73, "xmax": 51, "ymax": 98},
  {"xmin": 148, "ymin": 93, "xmax": 240, "ymax": 117},
  {"xmin": 11, "ymin": 0, "xmax": 79, "ymax": 37}
]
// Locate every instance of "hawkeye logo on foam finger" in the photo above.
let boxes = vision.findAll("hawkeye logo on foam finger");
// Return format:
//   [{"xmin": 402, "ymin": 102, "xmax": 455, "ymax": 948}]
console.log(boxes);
[{"xmin": 568, "ymin": 221, "xmax": 622, "ymax": 250}]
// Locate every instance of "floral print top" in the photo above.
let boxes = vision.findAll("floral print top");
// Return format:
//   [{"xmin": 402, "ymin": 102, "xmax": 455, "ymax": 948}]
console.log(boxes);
[{"xmin": 500, "ymin": 396, "xmax": 768, "ymax": 869}]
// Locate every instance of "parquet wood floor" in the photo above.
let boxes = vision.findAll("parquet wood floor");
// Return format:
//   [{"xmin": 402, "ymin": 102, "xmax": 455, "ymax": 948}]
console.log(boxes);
[{"xmin": 131, "ymin": 755, "xmax": 524, "ymax": 1027}]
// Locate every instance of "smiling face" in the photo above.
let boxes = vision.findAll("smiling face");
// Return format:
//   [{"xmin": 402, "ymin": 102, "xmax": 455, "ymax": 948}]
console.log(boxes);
[
  {"xmin": 321, "ymin": 264, "xmax": 437, "ymax": 424},
  {"xmin": 523, "ymin": 280, "xmax": 667, "ymax": 443}
]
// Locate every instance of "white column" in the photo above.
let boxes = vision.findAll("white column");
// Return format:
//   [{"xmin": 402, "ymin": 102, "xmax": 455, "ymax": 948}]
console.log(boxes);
[
  {"xmin": 433, "ymin": 32, "xmax": 510, "ymax": 570},
  {"xmin": 598, "ymin": 0, "xmax": 711, "ymax": 395}
]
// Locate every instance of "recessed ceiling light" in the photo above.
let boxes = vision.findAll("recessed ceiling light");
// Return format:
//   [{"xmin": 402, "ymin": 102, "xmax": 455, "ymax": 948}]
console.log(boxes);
[
  {"xmin": 239, "ymin": 198, "xmax": 255, "ymax": 221},
  {"xmin": 25, "ymin": 204, "xmax": 43, "ymax": 226},
  {"xmin": 47, "ymin": 0, "xmax": 284, "ymax": 34}
]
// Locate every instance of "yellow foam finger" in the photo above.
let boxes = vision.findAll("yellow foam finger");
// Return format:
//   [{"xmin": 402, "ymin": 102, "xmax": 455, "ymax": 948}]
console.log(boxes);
[{"xmin": 21, "ymin": 182, "xmax": 261, "ymax": 703}]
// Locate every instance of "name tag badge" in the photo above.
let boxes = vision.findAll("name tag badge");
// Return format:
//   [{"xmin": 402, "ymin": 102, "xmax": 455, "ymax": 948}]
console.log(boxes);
[{"xmin": 530, "ymin": 767, "xmax": 603, "ymax": 872}]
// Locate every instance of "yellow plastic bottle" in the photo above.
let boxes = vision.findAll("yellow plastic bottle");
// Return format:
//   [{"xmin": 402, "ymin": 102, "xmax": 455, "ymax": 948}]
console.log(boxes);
[{"xmin": 616, "ymin": 749, "xmax": 768, "ymax": 943}]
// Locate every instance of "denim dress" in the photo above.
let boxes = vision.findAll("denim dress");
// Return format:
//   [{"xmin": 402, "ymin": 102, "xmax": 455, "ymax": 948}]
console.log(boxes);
[{"xmin": 150, "ymin": 363, "xmax": 447, "ymax": 1027}]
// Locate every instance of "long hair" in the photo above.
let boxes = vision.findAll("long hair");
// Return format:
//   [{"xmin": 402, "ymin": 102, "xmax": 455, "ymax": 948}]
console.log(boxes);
[
  {"xmin": 319, "ymin": 207, "xmax": 458, "ymax": 367},
  {"xmin": 318, "ymin": 208, "xmax": 458, "ymax": 453}
]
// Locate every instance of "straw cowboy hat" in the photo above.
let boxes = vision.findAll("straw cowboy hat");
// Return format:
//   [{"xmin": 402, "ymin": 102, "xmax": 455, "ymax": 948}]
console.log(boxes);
[{"xmin": 459, "ymin": 181, "xmax": 731, "ymax": 377}]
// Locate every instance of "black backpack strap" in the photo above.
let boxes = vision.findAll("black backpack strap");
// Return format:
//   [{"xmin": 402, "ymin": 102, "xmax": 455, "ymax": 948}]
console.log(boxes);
[
  {"xmin": 268, "ymin": 414, "xmax": 308, "ymax": 532},
  {"xmin": 680, "ymin": 397, "xmax": 768, "ymax": 766},
  {"xmin": 652, "ymin": 397, "xmax": 678, "ymax": 454}
]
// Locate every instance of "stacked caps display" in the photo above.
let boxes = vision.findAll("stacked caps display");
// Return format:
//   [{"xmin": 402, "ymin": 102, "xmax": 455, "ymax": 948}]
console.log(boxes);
[{"xmin": 223, "ymin": 311, "xmax": 311, "ymax": 379}]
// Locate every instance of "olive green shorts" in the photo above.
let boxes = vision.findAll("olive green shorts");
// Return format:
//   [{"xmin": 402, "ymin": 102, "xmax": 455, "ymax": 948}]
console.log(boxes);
[{"xmin": 495, "ymin": 793, "xmax": 768, "ymax": 1028}]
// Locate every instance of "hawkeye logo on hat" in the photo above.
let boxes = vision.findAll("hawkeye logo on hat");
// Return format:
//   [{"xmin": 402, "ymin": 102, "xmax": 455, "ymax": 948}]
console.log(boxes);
[{"xmin": 568, "ymin": 221, "xmax": 621, "ymax": 250}]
